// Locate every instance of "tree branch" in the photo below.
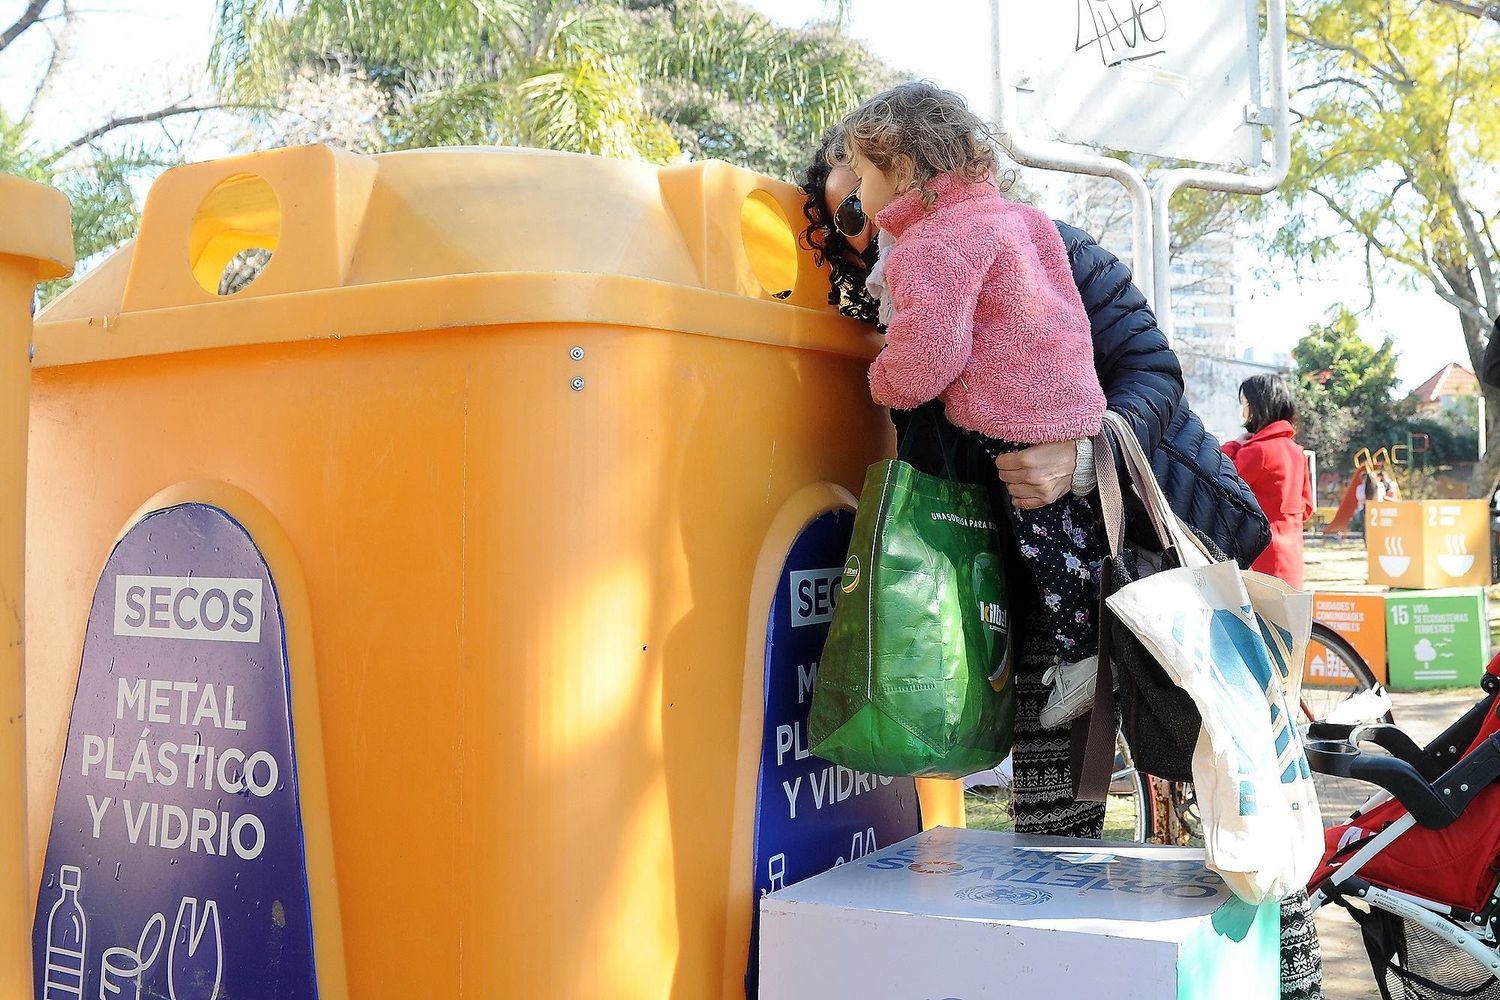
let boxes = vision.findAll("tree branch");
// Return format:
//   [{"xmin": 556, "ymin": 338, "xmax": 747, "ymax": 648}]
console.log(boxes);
[
  {"xmin": 1377, "ymin": 1, "xmax": 1417, "ymax": 86},
  {"xmin": 1480, "ymin": 212, "xmax": 1500, "ymax": 271},
  {"xmin": 1308, "ymin": 185, "xmax": 1401, "ymax": 263},
  {"xmin": 1427, "ymin": 255, "xmax": 1493, "ymax": 327},
  {"xmin": 1295, "ymin": 75, "xmax": 1387, "ymax": 108},
  {"xmin": 1444, "ymin": 178, "xmax": 1499, "ymax": 319},
  {"xmin": 0, "ymin": 0, "xmax": 50, "ymax": 52},
  {"xmin": 1427, "ymin": 0, "xmax": 1500, "ymax": 24},
  {"xmin": 52, "ymin": 103, "xmax": 229, "ymax": 157},
  {"xmin": 1287, "ymin": 26, "xmax": 1409, "ymax": 89},
  {"xmin": 20, "ymin": 0, "xmax": 76, "ymax": 124}
]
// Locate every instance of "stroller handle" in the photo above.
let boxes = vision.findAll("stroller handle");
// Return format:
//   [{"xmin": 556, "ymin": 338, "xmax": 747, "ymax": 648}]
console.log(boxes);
[{"xmin": 1304, "ymin": 727, "xmax": 1500, "ymax": 830}]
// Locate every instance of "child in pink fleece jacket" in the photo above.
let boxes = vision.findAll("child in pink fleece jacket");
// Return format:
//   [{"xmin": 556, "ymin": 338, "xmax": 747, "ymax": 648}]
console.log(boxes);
[{"xmin": 835, "ymin": 82, "xmax": 1109, "ymax": 730}]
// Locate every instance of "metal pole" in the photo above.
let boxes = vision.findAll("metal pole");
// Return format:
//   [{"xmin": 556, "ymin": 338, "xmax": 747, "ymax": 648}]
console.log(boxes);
[
  {"xmin": 990, "ymin": 0, "xmax": 1155, "ymax": 295},
  {"xmin": 1151, "ymin": 0, "xmax": 1292, "ymax": 346},
  {"xmin": 1479, "ymin": 394, "xmax": 1487, "ymax": 461}
]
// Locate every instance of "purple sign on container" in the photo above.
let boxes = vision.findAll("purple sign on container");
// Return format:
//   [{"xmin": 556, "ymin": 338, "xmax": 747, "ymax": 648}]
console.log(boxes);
[
  {"xmin": 32, "ymin": 503, "xmax": 318, "ymax": 1000},
  {"xmin": 746, "ymin": 509, "xmax": 922, "ymax": 997}
]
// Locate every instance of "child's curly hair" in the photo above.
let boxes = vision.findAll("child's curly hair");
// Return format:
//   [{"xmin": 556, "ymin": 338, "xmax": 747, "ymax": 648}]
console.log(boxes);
[{"xmin": 831, "ymin": 81, "xmax": 1002, "ymax": 208}]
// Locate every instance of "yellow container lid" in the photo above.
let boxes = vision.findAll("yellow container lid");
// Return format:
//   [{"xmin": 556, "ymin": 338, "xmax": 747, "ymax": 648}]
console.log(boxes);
[
  {"xmin": 0, "ymin": 175, "xmax": 74, "ymax": 279},
  {"xmin": 36, "ymin": 145, "xmax": 876, "ymax": 368}
]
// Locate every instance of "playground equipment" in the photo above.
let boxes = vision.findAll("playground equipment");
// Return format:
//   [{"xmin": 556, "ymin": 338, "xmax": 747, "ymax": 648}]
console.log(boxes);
[
  {"xmin": 21, "ymin": 145, "xmax": 961, "ymax": 1000},
  {"xmin": 1325, "ymin": 446, "xmax": 1403, "ymax": 536},
  {"xmin": 0, "ymin": 175, "xmax": 72, "ymax": 1000}
]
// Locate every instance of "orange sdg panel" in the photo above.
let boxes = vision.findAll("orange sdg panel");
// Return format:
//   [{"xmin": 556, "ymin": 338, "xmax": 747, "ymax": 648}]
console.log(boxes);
[
  {"xmin": 1367, "ymin": 500, "xmax": 1490, "ymax": 590},
  {"xmin": 1308, "ymin": 593, "xmax": 1388, "ymax": 687},
  {"xmin": 25, "ymin": 146, "xmax": 961, "ymax": 1000}
]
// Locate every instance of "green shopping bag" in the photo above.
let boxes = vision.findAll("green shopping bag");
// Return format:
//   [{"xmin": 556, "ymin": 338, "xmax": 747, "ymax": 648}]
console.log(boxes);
[{"xmin": 809, "ymin": 456, "xmax": 1015, "ymax": 778}]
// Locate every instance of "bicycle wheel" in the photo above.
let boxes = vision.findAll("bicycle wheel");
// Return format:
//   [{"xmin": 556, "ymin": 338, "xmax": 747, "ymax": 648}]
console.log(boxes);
[
  {"xmin": 1301, "ymin": 621, "xmax": 1392, "ymax": 727},
  {"xmin": 1302, "ymin": 621, "xmax": 1393, "ymax": 828},
  {"xmin": 1106, "ymin": 734, "xmax": 1154, "ymax": 842}
]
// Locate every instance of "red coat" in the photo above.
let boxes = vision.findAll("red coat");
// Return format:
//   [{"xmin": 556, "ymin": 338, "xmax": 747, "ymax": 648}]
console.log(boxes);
[{"xmin": 1222, "ymin": 421, "xmax": 1314, "ymax": 588}]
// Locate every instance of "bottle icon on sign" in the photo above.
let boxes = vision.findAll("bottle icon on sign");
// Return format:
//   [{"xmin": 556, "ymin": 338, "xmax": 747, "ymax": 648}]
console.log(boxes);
[
  {"xmin": 167, "ymin": 897, "xmax": 223, "ymax": 1000},
  {"xmin": 44, "ymin": 864, "xmax": 88, "ymax": 999}
]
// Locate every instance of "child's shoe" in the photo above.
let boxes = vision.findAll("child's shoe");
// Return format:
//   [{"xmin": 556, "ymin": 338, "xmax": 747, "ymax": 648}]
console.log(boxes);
[{"xmin": 1039, "ymin": 655, "xmax": 1110, "ymax": 729}]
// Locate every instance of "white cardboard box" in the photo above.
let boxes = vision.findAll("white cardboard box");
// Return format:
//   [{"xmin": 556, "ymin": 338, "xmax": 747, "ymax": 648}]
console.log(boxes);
[{"xmin": 759, "ymin": 827, "xmax": 1278, "ymax": 999}]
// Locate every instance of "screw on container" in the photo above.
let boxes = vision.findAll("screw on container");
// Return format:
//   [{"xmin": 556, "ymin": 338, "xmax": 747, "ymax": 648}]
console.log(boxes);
[
  {"xmin": 570, "ymin": 346, "xmax": 585, "ymax": 361},
  {"xmin": 571, "ymin": 377, "xmax": 585, "ymax": 391}
]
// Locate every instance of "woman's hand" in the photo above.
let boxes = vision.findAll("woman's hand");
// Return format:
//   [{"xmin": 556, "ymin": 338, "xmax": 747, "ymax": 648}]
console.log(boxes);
[{"xmin": 996, "ymin": 441, "xmax": 1077, "ymax": 510}]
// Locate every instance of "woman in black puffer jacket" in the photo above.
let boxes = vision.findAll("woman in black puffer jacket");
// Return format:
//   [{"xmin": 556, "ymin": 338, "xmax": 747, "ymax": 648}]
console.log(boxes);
[
  {"xmin": 802, "ymin": 139, "xmax": 1322, "ymax": 1000},
  {"xmin": 802, "ymin": 145, "xmax": 1269, "ymax": 565}
]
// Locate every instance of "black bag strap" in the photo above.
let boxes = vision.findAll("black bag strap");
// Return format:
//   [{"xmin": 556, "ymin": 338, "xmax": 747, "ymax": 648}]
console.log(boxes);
[
  {"xmin": 895, "ymin": 403, "xmax": 962, "ymax": 481},
  {"xmin": 1073, "ymin": 555, "xmax": 1120, "ymax": 803}
]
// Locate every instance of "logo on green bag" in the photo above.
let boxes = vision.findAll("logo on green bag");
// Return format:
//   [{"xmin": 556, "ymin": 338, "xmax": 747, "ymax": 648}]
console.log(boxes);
[
  {"xmin": 989, "ymin": 639, "xmax": 1013, "ymax": 693},
  {"xmin": 841, "ymin": 555, "xmax": 861, "ymax": 593}
]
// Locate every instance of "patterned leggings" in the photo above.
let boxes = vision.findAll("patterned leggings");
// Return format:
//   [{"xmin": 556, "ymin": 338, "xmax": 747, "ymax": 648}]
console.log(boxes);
[{"xmin": 979, "ymin": 439, "xmax": 1107, "ymax": 665}]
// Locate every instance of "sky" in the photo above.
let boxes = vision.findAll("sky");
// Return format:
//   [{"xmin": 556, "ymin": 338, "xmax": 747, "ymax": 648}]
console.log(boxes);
[{"xmin": 0, "ymin": 0, "xmax": 1469, "ymax": 389}]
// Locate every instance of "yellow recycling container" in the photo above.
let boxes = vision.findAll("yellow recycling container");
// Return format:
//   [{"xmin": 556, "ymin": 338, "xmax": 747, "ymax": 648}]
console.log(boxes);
[
  {"xmin": 0, "ymin": 174, "xmax": 71, "ymax": 1000},
  {"xmin": 25, "ymin": 145, "xmax": 962, "ymax": 1000}
]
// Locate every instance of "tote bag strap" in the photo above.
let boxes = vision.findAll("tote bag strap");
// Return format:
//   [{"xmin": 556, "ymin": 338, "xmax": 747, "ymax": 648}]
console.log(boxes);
[
  {"xmin": 1077, "ymin": 412, "xmax": 1211, "ymax": 801},
  {"xmin": 1075, "ymin": 418, "xmax": 1134, "ymax": 802},
  {"xmin": 1096, "ymin": 412, "xmax": 1215, "ymax": 568}
]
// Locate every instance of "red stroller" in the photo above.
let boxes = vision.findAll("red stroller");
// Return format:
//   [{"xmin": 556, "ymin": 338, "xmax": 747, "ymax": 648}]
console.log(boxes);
[{"xmin": 1305, "ymin": 651, "xmax": 1500, "ymax": 998}]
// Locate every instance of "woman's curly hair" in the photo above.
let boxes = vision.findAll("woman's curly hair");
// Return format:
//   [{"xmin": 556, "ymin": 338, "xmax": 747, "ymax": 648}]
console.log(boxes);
[
  {"xmin": 799, "ymin": 126, "xmax": 881, "ymax": 325},
  {"xmin": 832, "ymin": 81, "xmax": 1001, "ymax": 209}
]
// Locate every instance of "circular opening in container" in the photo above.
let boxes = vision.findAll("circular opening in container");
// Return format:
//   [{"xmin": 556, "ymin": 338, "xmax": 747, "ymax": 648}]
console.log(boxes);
[
  {"xmin": 740, "ymin": 190, "xmax": 798, "ymax": 300},
  {"xmin": 189, "ymin": 173, "xmax": 281, "ymax": 295}
]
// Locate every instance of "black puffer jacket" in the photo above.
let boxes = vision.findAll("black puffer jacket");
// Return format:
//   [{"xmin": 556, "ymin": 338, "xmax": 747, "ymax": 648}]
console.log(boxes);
[{"xmin": 1057, "ymin": 222, "xmax": 1270, "ymax": 565}]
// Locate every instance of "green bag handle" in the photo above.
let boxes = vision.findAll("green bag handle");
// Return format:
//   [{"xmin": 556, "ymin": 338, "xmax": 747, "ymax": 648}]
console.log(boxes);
[{"xmin": 894, "ymin": 404, "xmax": 964, "ymax": 482}]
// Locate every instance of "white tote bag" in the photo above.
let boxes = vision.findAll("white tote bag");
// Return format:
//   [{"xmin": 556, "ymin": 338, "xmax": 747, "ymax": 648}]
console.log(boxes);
[{"xmin": 1096, "ymin": 412, "xmax": 1322, "ymax": 903}]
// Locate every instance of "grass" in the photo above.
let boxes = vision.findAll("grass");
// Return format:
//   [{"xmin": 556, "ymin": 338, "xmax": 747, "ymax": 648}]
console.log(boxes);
[{"xmin": 964, "ymin": 785, "xmax": 1143, "ymax": 842}]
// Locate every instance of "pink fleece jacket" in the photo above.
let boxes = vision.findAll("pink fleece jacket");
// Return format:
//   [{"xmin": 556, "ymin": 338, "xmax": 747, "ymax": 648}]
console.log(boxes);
[{"xmin": 870, "ymin": 173, "xmax": 1106, "ymax": 444}]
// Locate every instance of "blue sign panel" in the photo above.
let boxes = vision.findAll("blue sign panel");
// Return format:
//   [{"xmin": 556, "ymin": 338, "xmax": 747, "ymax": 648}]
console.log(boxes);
[
  {"xmin": 746, "ymin": 509, "xmax": 922, "ymax": 997},
  {"xmin": 32, "ymin": 503, "xmax": 317, "ymax": 1000}
]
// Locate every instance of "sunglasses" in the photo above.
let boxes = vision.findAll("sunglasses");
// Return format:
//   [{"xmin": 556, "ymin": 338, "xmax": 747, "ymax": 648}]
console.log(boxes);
[{"xmin": 832, "ymin": 186, "xmax": 867, "ymax": 239}]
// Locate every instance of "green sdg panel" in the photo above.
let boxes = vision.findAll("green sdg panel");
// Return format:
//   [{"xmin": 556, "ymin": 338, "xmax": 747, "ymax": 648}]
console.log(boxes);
[{"xmin": 1385, "ymin": 588, "xmax": 1488, "ymax": 690}]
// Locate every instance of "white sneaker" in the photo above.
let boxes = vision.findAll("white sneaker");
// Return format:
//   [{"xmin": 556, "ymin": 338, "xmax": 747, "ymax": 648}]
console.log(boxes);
[{"xmin": 1039, "ymin": 655, "xmax": 1110, "ymax": 730}]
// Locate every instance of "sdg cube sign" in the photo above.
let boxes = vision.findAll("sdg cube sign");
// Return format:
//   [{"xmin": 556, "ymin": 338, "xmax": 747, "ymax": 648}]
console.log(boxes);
[
  {"xmin": 761, "ymin": 828, "xmax": 1279, "ymax": 999},
  {"xmin": 1385, "ymin": 588, "xmax": 1487, "ymax": 690},
  {"xmin": 1367, "ymin": 501, "xmax": 1489, "ymax": 590},
  {"xmin": 1306, "ymin": 593, "xmax": 1387, "ymax": 686}
]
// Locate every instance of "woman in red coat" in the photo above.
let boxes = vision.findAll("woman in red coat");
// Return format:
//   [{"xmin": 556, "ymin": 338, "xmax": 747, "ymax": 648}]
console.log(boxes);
[{"xmin": 1223, "ymin": 374, "xmax": 1315, "ymax": 588}]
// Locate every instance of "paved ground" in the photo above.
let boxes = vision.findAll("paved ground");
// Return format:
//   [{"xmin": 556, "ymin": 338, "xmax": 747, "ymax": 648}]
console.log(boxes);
[{"xmin": 1303, "ymin": 538, "xmax": 1493, "ymax": 999}]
